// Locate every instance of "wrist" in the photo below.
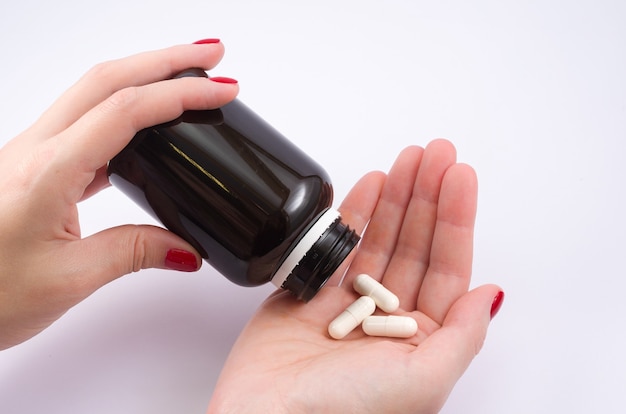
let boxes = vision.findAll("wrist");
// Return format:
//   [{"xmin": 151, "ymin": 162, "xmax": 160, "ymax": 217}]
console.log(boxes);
[{"xmin": 207, "ymin": 387, "xmax": 294, "ymax": 414}]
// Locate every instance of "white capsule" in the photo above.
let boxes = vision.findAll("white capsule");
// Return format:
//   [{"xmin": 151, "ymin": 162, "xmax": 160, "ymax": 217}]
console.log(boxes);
[
  {"xmin": 328, "ymin": 296, "xmax": 376, "ymax": 339},
  {"xmin": 353, "ymin": 273, "xmax": 400, "ymax": 313},
  {"xmin": 362, "ymin": 315, "xmax": 418, "ymax": 338}
]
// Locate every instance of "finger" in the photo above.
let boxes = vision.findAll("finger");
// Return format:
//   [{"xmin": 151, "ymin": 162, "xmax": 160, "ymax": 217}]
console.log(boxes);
[
  {"xmin": 79, "ymin": 166, "xmax": 111, "ymax": 201},
  {"xmin": 417, "ymin": 163, "xmax": 478, "ymax": 323},
  {"xmin": 340, "ymin": 146, "xmax": 423, "ymax": 288},
  {"xmin": 326, "ymin": 171, "xmax": 386, "ymax": 286},
  {"xmin": 59, "ymin": 224, "xmax": 202, "ymax": 296},
  {"xmin": 408, "ymin": 284, "xmax": 503, "ymax": 412},
  {"xmin": 29, "ymin": 42, "xmax": 226, "ymax": 139},
  {"xmin": 382, "ymin": 139, "xmax": 457, "ymax": 311},
  {"xmin": 47, "ymin": 75, "xmax": 239, "ymax": 200}
]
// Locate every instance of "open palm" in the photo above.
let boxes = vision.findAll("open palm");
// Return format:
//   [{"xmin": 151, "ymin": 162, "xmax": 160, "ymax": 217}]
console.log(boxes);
[{"xmin": 207, "ymin": 140, "xmax": 502, "ymax": 414}]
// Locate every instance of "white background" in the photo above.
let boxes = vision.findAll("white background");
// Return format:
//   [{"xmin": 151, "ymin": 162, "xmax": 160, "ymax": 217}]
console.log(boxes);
[{"xmin": 1, "ymin": 1, "xmax": 625, "ymax": 413}]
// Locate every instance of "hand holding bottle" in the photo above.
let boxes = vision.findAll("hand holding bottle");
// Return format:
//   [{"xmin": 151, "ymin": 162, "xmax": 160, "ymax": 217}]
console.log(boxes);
[
  {"xmin": 0, "ymin": 41, "xmax": 239, "ymax": 350},
  {"xmin": 207, "ymin": 140, "xmax": 504, "ymax": 414}
]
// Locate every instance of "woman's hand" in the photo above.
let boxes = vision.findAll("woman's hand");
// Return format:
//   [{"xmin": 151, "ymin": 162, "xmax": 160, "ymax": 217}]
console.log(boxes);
[
  {"xmin": 207, "ymin": 139, "xmax": 504, "ymax": 414},
  {"xmin": 0, "ymin": 41, "xmax": 239, "ymax": 350}
]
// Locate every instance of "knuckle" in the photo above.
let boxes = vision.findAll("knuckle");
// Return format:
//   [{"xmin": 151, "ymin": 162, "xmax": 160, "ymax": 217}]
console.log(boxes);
[
  {"xmin": 472, "ymin": 333, "xmax": 487, "ymax": 356},
  {"xmin": 105, "ymin": 87, "xmax": 141, "ymax": 113},
  {"xmin": 83, "ymin": 60, "xmax": 119, "ymax": 85},
  {"xmin": 126, "ymin": 225, "xmax": 149, "ymax": 273}
]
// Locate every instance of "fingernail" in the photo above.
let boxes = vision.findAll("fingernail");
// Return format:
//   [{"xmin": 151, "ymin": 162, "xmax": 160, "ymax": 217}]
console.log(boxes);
[
  {"xmin": 209, "ymin": 76, "xmax": 238, "ymax": 84},
  {"xmin": 193, "ymin": 38, "xmax": 221, "ymax": 44},
  {"xmin": 165, "ymin": 249, "xmax": 199, "ymax": 272},
  {"xmin": 490, "ymin": 291, "xmax": 505, "ymax": 320}
]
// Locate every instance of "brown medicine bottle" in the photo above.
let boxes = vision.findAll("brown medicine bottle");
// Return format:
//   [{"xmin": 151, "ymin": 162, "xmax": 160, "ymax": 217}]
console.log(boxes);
[{"xmin": 107, "ymin": 69, "xmax": 359, "ymax": 302}]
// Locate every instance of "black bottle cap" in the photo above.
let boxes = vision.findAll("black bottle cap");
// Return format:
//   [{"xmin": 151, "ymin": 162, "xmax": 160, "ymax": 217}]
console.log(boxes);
[{"xmin": 281, "ymin": 213, "xmax": 360, "ymax": 302}]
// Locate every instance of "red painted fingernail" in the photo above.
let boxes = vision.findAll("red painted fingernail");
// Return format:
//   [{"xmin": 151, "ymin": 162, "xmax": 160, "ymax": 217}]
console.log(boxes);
[
  {"xmin": 165, "ymin": 249, "xmax": 199, "ymax": 272},
  {"xmin": 193, "ymin": 38, "xmax": 221, "ymax": 44},
  {"xmin": 490, "ymin": 291, "xmax": 505, "ymax": 320},
  {"xmin": 210, "ymin": 76, "xmax": 238, "ymax": 84}
]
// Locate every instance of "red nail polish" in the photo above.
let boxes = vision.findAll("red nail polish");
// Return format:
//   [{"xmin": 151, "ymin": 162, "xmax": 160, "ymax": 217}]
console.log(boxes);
[
  {"xmin": 193, "ymin": 38, "xmax": 221, "ymax": 44},
  {"xmin": 165, "ymin": 249, "xmax": 199, "ymax": 272},
  {"xmin": 209, "ymin": 76, "xmax": 238, "ymax": 84},
  {"xmin": 490, "ymin": 291, "xmax": 505, "ymax": 319}
]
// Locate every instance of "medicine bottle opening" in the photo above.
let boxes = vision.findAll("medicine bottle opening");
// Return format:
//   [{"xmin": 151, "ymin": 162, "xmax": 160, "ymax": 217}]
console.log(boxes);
[{"xmin": 272, "ymin": 208, "xmax": 360, "ymax": 302}]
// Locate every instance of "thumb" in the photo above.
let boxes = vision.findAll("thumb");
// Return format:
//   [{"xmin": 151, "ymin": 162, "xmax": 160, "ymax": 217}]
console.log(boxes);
[
  {"xmin": 411, "ymin": 284, "xmax": 504, "ymax": 403},
  {"xmin": 73, "ymin": 224, "xmax": 202, "ymax": 288}
]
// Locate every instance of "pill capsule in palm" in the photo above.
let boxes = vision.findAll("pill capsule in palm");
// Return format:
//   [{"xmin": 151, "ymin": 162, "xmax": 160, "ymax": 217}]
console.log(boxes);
[
  {"xmin": 328, "ymin": 296, "xmax": 376, "ymax": 339},
  {"xmin": 362, "ymin": 315, "xmax": 418, "ymax": 338},
  {"xmin": 353, "ymin": 274, "xmax": 400, "ymax": 313}
]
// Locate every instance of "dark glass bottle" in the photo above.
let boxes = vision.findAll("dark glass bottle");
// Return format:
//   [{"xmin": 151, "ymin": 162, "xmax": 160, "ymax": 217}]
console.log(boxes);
[{"xmin": 107, "ymin": 69, "xmax": 359, "ymax": 302}]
